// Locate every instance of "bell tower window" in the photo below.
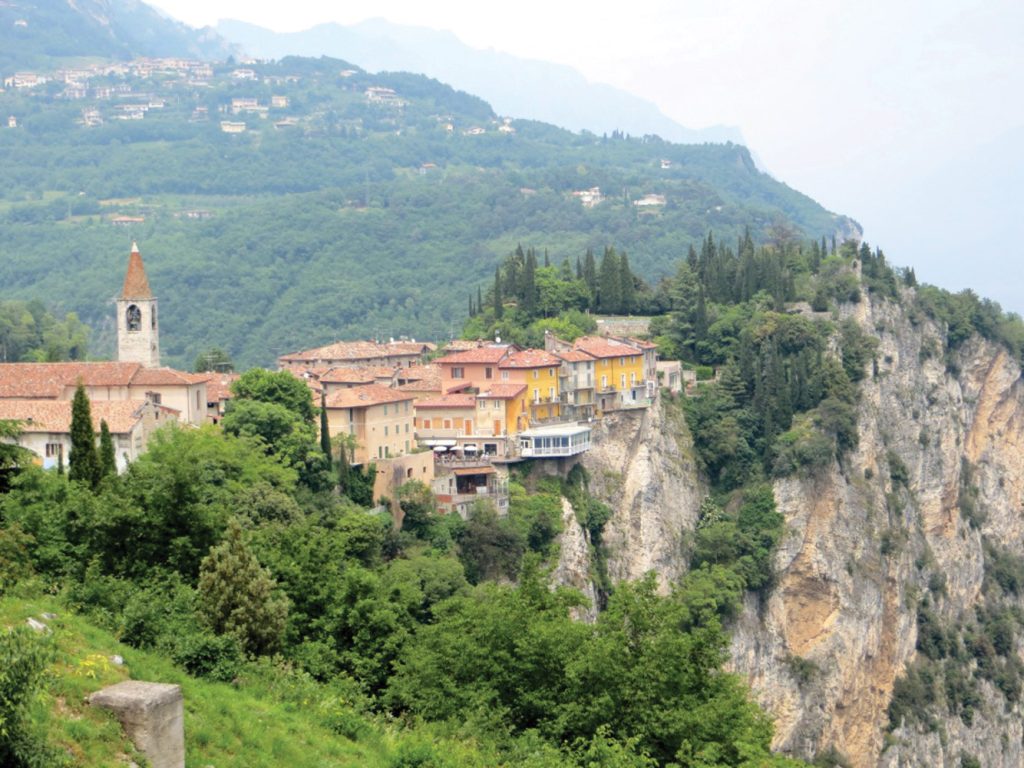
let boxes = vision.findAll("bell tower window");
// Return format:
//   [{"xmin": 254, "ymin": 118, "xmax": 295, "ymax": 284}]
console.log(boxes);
[{"xmin": 126, "ymin": 304, "xmax": 142, "ymax": 332}]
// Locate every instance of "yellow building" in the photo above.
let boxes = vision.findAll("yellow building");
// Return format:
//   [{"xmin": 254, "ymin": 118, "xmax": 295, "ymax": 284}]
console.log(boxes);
[
  {"xmin": 497, "ymin": 349, "xmax": 561, "ymax": 423},
  {"xmin": 571, "ymin": 336, "xmax": 647, "ymax": 413},
  {"xmin": 324, "ymin": 384, "xmax": 417, "ymax": 463}
]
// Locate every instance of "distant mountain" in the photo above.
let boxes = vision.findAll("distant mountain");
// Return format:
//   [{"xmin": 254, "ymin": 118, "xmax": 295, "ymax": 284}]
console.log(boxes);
[
  {"xmin": 215, "ymin": 17, "xmax": 742, "ymax": 146},
  {"xmin": 0, "ymin": 0, "xmax": 236, "ymax": 72}
]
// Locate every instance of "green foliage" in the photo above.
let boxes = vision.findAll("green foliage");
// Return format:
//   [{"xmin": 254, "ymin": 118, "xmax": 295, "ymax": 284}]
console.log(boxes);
[
  {"xmin": 0, "ymin": 419, "xmax": 31, "ymax": 472},
  {"xmin": 193, "ymin": 347, "xmax": 234, "ymax": 373},
  {"xmin": 198, "ymin": 518, "xmax": 289, "ymax": 657},
  {"xmin": 230, "ymin": 369, "xmax": 316, "ymax": 424},
  {"xmin": 67, "ymin": 383, "xmax": 98, "ymax": 488},
  {"xmin": 0, "ymin": 626, "xmax": 57, "ymax": 767},
  {"xmin": 0, "ymin": 300, "xmax": 88, "ymax": 363},
  {"xmin": 97, "ymin": 420, "xmax": 116, "ymax": 481}
]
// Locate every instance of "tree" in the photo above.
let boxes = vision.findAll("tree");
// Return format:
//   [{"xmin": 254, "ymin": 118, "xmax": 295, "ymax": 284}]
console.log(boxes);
[
  {"xmin": 319, "ymin": 394, "xmax": 332, "ymax": 472},
  {"xmin": 98, "ymin": 419, "xmax": 117, "ymax": 479},
  {"xmin": 0, "ymin": 627, "xmax": 57, "ymax": 766},
  {"xmin": 598, "ymin": 247, "xmax": 622, "ymax": 313},
  {"xmin": 198, "ymin": 518, "xmax": 288, "ymax": 656},
  {"xmin": 68, "ymin": 382, "xmax": 98, "ymax": 488},
  {"xmin": 230, "ymin": 369, "xmax": 315, "ymax": 424},
  {"xmin": 493, "ymin": 266, "xmax": 504, "ymax": 319},
  {"xmin": 0, "ymin": 420, "xmax": 29, "ymax": 471}
]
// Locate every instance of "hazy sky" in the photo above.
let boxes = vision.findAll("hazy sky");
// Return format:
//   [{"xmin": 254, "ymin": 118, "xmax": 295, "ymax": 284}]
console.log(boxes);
[{"xmin": 153, "ymin": 0, "xmax": 1024, "ymax": 311}]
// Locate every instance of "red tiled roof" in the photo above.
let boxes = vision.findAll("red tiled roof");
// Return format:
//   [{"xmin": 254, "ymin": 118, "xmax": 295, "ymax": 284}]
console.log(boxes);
[
  {"xmin": 131, "ymin": 367, "xmax": 209, "ymax": 386},
  {"xmin": 396, "ymin": 364, "xmax": 440, "ymax": 384},
  {"xmin": 200, "ymin": 373, "xmax": 240, "ymax": 403},
  {"xmin": 0, "ymin": 398, "xmax": 155, "ymax": 434},
  {"xmin": 554, "ymin": 349, "xmax": 596, "ymax": 363},
  {"xmin": 398, "ymin": 379, "xmax": 443, "ymax": 393},
  {"xmin": 442, "ymin": 339, "xmax": 487, "ymax": 353},
  {"xmin": 477, "ymin": 383, "xmax": 527, "ymax": 400},
  {"xmin": 573, "ymin": 336, "xmax": 644, "ymax": 359},
  {"xmin": 435, "ymin": 346, "xmax": 512, "ymax": 365},
  {"xmin": 279, "ymin": 340, "xmax": 432, "ymax": 363},
  {"xmin": 121, "ymin": 242, "xmax": 153, "ymax": 299},
  {"xmin": 319, "ymin": 365, "xmax": 396, "ymax": 384},
  {"xmin": 499, "ymin": 349, "xmax": 561, "ymax": 369},
  {"xmin": 0, "ymin": 362, "xmax": 207, "ymax": 398},
  {"xmin": 0, "ymin": 362, "xmax": 142, "ymax": 398},
  {"xmin": 324, "ymin": 384, "xmax": 416, "ymax": 409},
  {"xmin": 414, "ymin": 394, "xmax": 476, "ymax": 409}
]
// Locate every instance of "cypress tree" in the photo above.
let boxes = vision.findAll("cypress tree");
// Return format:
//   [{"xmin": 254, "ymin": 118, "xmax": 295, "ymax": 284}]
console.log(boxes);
[
  {"xmin": 493, "ymin": 266, "xmax": 504, "ymax": 319},
  {"xmin": 575, "ymin": 255, "xmax": 583, "ymax": 280},
  {"xmin": 68, "ymin": 382, "xmax": 98, "ymax": 487},
  {"xmin": 598, "ymin": 247, "xmax": 622, "ymax": 313},
  {"xmin": 543, "ymin": 249, "xmax": 550, "ymax": 268},
  {"xmin": 319, "ymin": 394, "xmax": 332, "ymax": 471},
  {"xmin": 522, "ymin": 249, "xmax": 538, "ymax": 316},
  {"xmin": 477, "ymin": 286, "xmax": 483, "ymax": 317},
  {"xmin": 619, "ymin": 251, "xmax": 636, "ymax": 314},
  {"xmin": 98, "ymin": 419, "xmax": 117, "ymax": 479},
  {"xmin": 583, "ymin": 248, "xmax": 597, "ymax": 301},
  {"xmin": 337, "ymin": 438, "xmax": 350, "ymax": 495}
]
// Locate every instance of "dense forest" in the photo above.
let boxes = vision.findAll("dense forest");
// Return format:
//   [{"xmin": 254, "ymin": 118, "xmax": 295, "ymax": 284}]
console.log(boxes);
[{"xmin": 0, "ymin": 55, "xmax": 858, "ymax": 368}]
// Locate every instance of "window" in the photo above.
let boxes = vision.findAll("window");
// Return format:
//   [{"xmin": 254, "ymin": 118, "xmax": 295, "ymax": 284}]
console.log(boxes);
[
  {"xmin": 620, "ymin": 357, "xmax": 625, "ymax": 366},
  {"xmin": 485, "ymin": 367, "xmax": 493, "ymax": 379},
  {"xmin": 126, "ymin": 304, "xmax": 141, "ymax": 331},
  {"xmin": 384, "ymin": 425, "xmax": 388, "ymax": 436},
  {"xmin": 146, "ymin": 391, "xmax": 161, "ymax": 405},
  {"xmin": 533, "ymin": 388, "xmax": 540, "ymax": 403},
  {"xmin": 151, "ymin": 305, "xmax": 157, "ymax": 329},
  {"xmin": 452, "ymin": 367, "xmax": 464, "ymax": 379},
  {"xmin": 501, "ymin": 371, "xmax": 509, "ymax": 381},
  {"xmin": 533, "ymin": 370, "xmax": 539, "ymax": 379},
  {"xmin": 620, "ymin": 374, "xmax": 626, "ymax": 389},
  {"xmin": 383, "ymin": 404, "xmax": 388, "ymax": 416},
  {"xmin": 549, "ymin": 368, "xmax": 555, "ymax": 377},
  {"xmin": 423, "ymin": 418, "xmax": 431, "ymax": 429},
  {"xmin": 494, "ymin": 400, "xmax": 500, "ymax": 410},
  {"xmin": 443, "ymin": 419, "xmax": 452, "ymax": 429},
  {"xmin": 479, "ymin": 400, "xmax": 486, "ymax": 410},
  {"xmin": 549, "ymin": 386, "xmax": 555, "ymax": 400},
  {"xmin": 405, "ymin": 440, "xmax": 410, "ymax": 452},
  {"xmin": 405, "ymin": 423, "xmax": 409, "ymax": 433},
  {"xmin": 405, "ymin": 401, "xmax": 409, "ymax": 413},
  {"xmin": 601, "ymin": 375, "xmax": 607, "ymax": 389},
  {"xmin": 45, "ymin": 443, "xmax": 62, "ymax": 458}
]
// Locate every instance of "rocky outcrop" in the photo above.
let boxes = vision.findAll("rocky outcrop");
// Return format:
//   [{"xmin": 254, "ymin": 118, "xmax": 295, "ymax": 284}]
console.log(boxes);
[{"xmin": 562, "ymin": 288, "xmax": 1024, "ymax": 768}]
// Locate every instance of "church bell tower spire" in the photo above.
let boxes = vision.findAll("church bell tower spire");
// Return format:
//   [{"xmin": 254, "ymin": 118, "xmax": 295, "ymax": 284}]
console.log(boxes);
[{"xmin": 116, "ymin": 241, "xmax": 160, "ymax": 367}]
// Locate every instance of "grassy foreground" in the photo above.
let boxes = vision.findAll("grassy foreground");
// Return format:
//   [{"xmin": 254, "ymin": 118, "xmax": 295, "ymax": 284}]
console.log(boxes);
[{"xmin": 0, "ymin": 589, "xmax": 485, "ymax": 768}]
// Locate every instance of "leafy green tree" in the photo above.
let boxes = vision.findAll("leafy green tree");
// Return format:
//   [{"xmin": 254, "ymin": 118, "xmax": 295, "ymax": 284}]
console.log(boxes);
[
  {"xmin": 231, "ymin": 369, "xmax": 315, "ymax": 424},
  {"xmin": 0, "ymin": 420, "xmax": 29, "ymax": 471},
  {"xmin": 68, "ymin": 382, "xmax": 99, "ymax": 488},
  {"xmin": 198, "ymin": 518, "xmax": 289, "ymax": 656},
  {"xmin": 98, "ymin": 419, "xmax": 117, "ymax": 480}
]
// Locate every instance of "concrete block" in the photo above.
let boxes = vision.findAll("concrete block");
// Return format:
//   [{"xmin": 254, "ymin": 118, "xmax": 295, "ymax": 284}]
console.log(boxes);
[{"xmin": 89, "ymin": 680, "xmax": 184, "ymax": 768}]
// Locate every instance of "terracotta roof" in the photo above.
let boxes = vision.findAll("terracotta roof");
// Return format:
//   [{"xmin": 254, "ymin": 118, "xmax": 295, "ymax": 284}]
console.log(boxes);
[
  {"xmin": 0, "ymin": 399, "xmax": 156, "ymax": 434},
  {"xmin": 573, "ymin": 336, "xmax": 644, "ymax": 359},
  {"xmin": 435, "ymin": 346, "xmax": 512, "ymax": 365},
  {"xmin": 280, "ymin": 340, "xmax": 432, "ymax": 364},
  {"xmin": 442, "ymin": 339, "xmax": 488, "ymax": 353},
  {"xmin": 131, "ymin": 367, "xmax": 209, "ymax": 386},
  {"xmin": 623, "ymin": 336, "xmax": 658, "ymax": 350},
  {"xmin": 0, "ymin": 362, "xmax": 141, "ymax": 398},
  {"xmin": 397, "ymin": 379, "xmax": 443, "ymax": 393},
  {"xmin": 554, "ymin": 349, "xmax": 596, "ymax": 363},
  {"xmin": 396, "ymin": 364, "xmax": 440, "ymax": 384},
  {"xmin": 200, "ymin": 373, "xmax": 240, "ymax": 403},
  {"xmin": 319, "ymin": 365, "xmax": 396, "ymax": 384},
  {"xmin": 499, "ymin": 349, "xmax": 561, "ymax": 369},
  {"xmin": 477, "ymin": 383, "xmax": 527, "ymax": 400},
  {"xmin": 414, "ymin": 394, "xmax": 476, "ymax": 409},
  {"xmin": 121, "ymin": 242, "xmax": 153, "ymax": 299},
  {"xmin": 0, "ymin": 362, "xmax": 207, "ymax": 399},
  {"xmin": 324, "ymin": 384, "xmax": 416, "ymax": 409}
]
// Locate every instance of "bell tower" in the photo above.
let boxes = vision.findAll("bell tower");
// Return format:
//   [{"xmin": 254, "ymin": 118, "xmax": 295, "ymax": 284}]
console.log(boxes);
[{"xmin": 116, "ymin": 241, "xmax": 160, "ymax": 367}]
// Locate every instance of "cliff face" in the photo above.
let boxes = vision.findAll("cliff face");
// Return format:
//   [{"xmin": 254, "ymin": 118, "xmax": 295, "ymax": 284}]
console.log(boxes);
[{"xmin": 559, "ymin": 290, "xmax": 1024, "ymax": 767}]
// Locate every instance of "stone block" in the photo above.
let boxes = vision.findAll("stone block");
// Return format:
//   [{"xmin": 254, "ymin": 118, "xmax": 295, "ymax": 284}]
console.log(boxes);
[{"xmin": 89, "ymin": 680, "xmax": 184, "ymax": 768}]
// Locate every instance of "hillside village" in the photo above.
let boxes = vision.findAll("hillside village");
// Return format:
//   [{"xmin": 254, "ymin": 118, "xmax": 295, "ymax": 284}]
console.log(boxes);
[{"xmin": 0, "ymin": 242, "xmax": 678, "ymax": 519}]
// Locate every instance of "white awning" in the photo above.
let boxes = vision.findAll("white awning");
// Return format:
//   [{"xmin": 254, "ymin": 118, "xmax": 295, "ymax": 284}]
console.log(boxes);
[
  {"xmin": 432, "ymin": 445, "xmax": 449, "ymax": 452},
  {"xmin": 462, "ymin": 444, "xmax": 478, "ymax": 452},
  {"xmin": 424, "ymin": 439, "xmax": 457, "ymax": 447}
]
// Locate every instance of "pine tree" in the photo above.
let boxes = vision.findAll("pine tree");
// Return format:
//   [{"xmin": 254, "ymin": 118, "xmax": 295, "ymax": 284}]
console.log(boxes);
[
  {"xmin": 575, "ymin": 255, "xmax": 583, "ymax": 280},
  {"xmin": 98, "ymin": 419, "xmax": 117, "ymax": 479},
  {"xmin": 319, "ymin": 394, "xmax": 332, "ymax": 472},
  {"xmin": 68, "ymin": 382, "xmax": 98, "ymax": 487},
  {"xmin": 198, "ymin": 519, "xmax": 288, "ymax": 656}
]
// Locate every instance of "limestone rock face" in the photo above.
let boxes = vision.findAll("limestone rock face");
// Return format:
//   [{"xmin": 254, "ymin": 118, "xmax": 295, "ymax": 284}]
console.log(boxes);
[{"xmin": 558, "ymin": 289, "xmax": 1024, "ymax": 768}]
